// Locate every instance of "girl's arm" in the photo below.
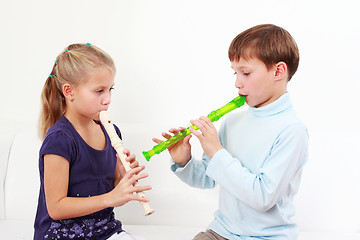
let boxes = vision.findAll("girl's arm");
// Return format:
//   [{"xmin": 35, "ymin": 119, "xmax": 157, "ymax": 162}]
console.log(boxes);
[{"xmin": 44, "ymin": 154, "xmax": 150, "ymax": 220}]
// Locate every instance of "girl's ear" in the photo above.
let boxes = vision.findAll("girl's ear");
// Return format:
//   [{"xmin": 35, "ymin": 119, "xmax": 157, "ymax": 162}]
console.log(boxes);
[
  {"xmin": 274, "ymin": 62, "xmax": 288, "ymax": 81},
  {"xmin": 62, "ymin": 84, "xmax": 75, "ymax": 100}
]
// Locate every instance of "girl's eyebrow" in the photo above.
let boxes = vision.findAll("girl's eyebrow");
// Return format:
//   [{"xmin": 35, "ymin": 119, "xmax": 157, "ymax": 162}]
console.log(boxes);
[{"xmin": 96, "ymin": 83, "xmax": 115, "ymax": 89}]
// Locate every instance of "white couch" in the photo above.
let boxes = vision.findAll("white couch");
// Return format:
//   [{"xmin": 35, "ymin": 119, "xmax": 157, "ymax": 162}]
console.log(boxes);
[{"xmin": 1, "ymin": 124, "xmax": 360, "ymax": 240}]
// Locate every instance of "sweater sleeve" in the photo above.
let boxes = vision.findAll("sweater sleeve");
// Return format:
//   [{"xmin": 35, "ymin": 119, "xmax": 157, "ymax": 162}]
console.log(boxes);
[
  {"xmin": 170, "ymin": 154, "xmax": 217, "ymax": 189},
  {"xmin": 206, "ymin": 123, "xmax": 309, "ymax": 212}
]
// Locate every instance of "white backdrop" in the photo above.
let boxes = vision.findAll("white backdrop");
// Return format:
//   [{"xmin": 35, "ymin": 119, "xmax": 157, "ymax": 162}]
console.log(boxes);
[
  {"xmin": 1, "ymin": 0, "xmax": 360, "ymax": 231},
  {"xmin": 1, "ymin": 0, "xmax": 359, "ymax": 133}
]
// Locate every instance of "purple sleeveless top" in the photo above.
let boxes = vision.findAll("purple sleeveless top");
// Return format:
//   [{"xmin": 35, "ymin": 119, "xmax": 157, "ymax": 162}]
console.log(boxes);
[{"xmin": 34, "ymin": 116, "xmax": 123, "ymax": 240}]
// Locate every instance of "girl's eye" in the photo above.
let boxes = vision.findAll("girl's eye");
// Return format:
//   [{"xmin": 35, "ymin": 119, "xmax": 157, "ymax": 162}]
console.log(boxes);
[
  {"xmin": 96, "ymin": 89, "xmax": 103, "ymax": 94},
  {"xmin": 233, "ymin": 72, "xmax": 237, "ymax": 75}
]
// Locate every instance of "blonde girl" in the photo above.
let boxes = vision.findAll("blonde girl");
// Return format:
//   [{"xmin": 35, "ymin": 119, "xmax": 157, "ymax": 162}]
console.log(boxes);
[{"xmin": 34, "ymin": 43, "xmax": 150, "ymax": 240}]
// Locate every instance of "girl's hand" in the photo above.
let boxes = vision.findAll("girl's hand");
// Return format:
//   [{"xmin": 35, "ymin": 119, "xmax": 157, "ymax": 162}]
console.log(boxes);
[
  {"xmin": 108, "ymin": 166, "xmax": 151, "ymax": 207},
  {"xmin": 118, "ymin": 149, "xmax": 139, "ymax": 177},
  {"xmin": 152, "ymin": 127, "xmax": 192, "ymax": 167},
  {"xmin": 189, "ymin": 116, "xmax": 222, "ymax": 158}
]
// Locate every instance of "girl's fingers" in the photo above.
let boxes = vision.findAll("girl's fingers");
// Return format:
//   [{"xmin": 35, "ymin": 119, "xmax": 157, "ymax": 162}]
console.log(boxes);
[
  {"xmin": 130, "ymin": 160, "xmax": 139, "ymax": 168},
  {"xmin": 130, "ymin": 172, "xmax": 149, "ymax": 183},
  {"xmin": 123, "ymin": 166, "xmax": 145, "ymax": 179},
  {"xmin": 123, "ymin": 148, "xmax": 130, "ymax": 156},
  {"xmin": 125, "ymin": 153, "xmax": 136, "ymax": 162},
  {"xmin": 132, "ymin": 194, "xmax": 150, "ymax": 202},
  {"xmin": 133, "ymin": 185, "xmax": 152, "ymax": 193}
]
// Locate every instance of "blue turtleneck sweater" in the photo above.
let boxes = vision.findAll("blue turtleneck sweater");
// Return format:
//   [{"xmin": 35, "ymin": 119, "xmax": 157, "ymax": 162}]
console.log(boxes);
[{"xmin": 171, "ymin": 93, "xmax": 309, "ymax": 240}]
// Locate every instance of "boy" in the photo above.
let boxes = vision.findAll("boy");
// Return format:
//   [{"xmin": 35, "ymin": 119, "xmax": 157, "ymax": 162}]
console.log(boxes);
[{"xmin": 153, "ymin": 24, "xmax": 308, "ymax": 240}]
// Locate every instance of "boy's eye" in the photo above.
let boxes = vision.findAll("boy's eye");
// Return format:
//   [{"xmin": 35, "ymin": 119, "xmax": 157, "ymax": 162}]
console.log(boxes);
[
  {"xmin": 243, "ymin": 72, "xmax": 250, "ymax": 76},
  {"xmin": 110, "ymin": 87, "xmax": 115, "ymax": 91}
]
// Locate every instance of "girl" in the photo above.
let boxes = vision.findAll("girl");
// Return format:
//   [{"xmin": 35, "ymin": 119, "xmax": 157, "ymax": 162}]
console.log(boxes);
[{"xmin": 34, "ymin": 43, "xmax": 150, "ymax": 240}]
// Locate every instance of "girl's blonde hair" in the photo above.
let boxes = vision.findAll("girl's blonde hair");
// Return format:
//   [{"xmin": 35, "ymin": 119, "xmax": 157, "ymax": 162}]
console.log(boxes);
[{"xmin": 39, "ymin": 43, "xmax": 115, "ymax": 140}]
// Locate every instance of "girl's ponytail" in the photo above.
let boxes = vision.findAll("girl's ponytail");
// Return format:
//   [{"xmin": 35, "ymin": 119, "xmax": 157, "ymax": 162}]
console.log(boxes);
[{"xmin": 39, "ymin": 72, "xmax": 66, "ymax": 140}]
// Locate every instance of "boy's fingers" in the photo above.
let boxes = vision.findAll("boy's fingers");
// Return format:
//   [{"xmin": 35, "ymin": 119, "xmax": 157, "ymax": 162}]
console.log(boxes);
[
  {"xmin": 162, "ymin": 132, "xmax": 173, "ymax": 139},
  {"xmin": 152, "ymin": 137, "xmax": 163, "ymax": 144},
  {"xmin": 200, "ymin": 116, "xmax": 212, "ymax": 127},
  {"xmin": 189, "ymin": 127, "xmax": 202, "ymax": 138}
]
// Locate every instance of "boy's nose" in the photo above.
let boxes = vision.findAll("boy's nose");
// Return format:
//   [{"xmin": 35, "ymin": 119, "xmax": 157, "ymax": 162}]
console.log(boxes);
[{"xmin": 235, "ymin": 77, "xmax": 244, "ymax": 89}]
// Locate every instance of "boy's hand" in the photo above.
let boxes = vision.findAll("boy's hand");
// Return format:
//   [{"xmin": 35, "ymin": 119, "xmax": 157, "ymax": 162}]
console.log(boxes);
[
  {"xmin": 189, "ymin": 116, "xmax": 222, "ymax": 158},
  {"xmin": 152, "ymin": 127, "xmax": 192, "ymax": 167}
]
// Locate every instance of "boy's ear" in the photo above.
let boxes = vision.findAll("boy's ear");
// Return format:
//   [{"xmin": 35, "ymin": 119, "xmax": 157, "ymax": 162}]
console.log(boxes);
[
  {"xmin": 62, "ymin": 84, "xmax": 75, "ymax": 100},
  {"xmin": 274, "ymin": 62, "xmax": 288, "ymax": 81}
]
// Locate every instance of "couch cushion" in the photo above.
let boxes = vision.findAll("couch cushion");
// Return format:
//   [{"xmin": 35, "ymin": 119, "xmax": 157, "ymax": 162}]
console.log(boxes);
[
  {"xmin": 1, "ymin": 220, "xmax": 360, "ymax": 240},
  {"xmin": 293, "ymin": 131, "xmax": 360, "ymax": 233},
  {"xmin": 4, "ymin": 128, "xmax": 41, "ymax": 220},
  {"xmin": 0, "ymin": 129, "xmax": 17, "ymax": 220}
]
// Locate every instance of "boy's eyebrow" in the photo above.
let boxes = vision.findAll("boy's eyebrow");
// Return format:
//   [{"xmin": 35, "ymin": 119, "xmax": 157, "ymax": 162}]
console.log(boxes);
[{"xmin": 231, "ymin": 64, "xmax": 249, "ymax": 69}]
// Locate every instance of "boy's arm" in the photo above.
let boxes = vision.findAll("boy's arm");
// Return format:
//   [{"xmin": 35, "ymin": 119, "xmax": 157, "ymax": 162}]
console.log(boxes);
[
  {"xmin": 171, "ymin": 155, "xmax": 216, "ymax": 189},
  {"xmin": 170, "ymin": 116, "xmax": 225, "ymax": 189},
  {"xmin": 206, "ymin": 123, "xmax": 308, "ymax": 212}
]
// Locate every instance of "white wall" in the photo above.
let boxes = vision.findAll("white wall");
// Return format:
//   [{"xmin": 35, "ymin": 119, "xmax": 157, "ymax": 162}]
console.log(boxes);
[
  {"xmin": 1, "ymin": 0, "xmax": 359, "ymax": 230},
  {"xmin": 1, "ymin": 0, "xmax": 359, "ymax": 132}
]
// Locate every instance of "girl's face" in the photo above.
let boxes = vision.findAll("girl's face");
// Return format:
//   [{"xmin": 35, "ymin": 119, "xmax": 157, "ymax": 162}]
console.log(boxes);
[
  {"xmin": 71, "ymin": 67, "xmax": 115, "ymax": 120},
  {"xmin": 231, "ymin": 57, "xmax": 279, "ymax": 108}
]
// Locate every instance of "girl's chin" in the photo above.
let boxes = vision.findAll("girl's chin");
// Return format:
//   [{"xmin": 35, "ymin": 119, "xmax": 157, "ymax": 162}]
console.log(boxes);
[{"xmin": 93, "ymin": 113, "xmax": 100, "ymax": 121}]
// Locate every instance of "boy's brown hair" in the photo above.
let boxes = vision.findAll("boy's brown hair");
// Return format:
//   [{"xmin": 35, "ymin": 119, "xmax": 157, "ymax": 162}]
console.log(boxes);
[{"xmin": 228, "ymin": 24, "xmax": 299, "ymax": 81}]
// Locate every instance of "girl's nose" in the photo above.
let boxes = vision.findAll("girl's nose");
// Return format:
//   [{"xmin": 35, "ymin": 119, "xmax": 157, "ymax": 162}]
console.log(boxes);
[{"xmin": 102, "ymin": 93, "xmax": 111, "ymax": 105}]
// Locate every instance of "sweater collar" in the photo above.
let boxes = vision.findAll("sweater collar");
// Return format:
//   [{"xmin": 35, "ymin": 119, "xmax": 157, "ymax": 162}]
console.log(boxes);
[{"xmin": 249, "ymin": 92, "xmax": 292, "ymax": 117}]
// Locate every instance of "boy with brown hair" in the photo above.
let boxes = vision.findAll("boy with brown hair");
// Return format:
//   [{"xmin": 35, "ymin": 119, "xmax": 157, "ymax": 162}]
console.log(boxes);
[{"xmin": 154, "ymin": 24, "xmax": 308, "ymax": 240}]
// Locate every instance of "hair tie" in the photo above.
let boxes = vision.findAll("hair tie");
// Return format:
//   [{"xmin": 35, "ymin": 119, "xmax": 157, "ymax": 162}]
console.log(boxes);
[
  {"xmin": 49, "ymin": 74, "xmax": 53, "ymax": 78},
  {"xmin": 65, "ymin": 49, "xmax": 69, "ymax": 53},
  {"xmin": 87, "ymin": 43, "xmax": 92, "ymax": 45}
]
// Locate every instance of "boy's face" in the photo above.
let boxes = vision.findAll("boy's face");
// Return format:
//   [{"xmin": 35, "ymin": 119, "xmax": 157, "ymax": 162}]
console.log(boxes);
[{"xmin": 231, "ymin": 57, "xmax": 282, "ymax": 108}]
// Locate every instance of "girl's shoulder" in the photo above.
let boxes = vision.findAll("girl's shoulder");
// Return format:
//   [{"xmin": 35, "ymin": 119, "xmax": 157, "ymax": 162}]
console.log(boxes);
[
  {"xmin": 46, "ymin": 116, "xmax": 74, "ymax": 138},
  {"xmin": 40, "ymin": 117, "xmax": 79, "ymax": 161},
  {"xmin": 43, "ymin": 116, "xmax": 78, "ymax": 148}
]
